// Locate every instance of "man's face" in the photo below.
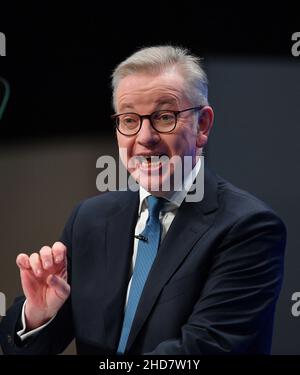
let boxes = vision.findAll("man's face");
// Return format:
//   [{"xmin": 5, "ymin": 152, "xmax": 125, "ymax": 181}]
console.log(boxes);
[{"xmin": 115, "ymin": 69, "xmax": 212, "ymax": 196}]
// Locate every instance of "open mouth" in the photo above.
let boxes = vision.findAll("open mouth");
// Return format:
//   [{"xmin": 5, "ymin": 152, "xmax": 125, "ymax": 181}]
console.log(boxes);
[{"xmin": 135, "ymin": 155, "xmax": 169, "ymax": 170}]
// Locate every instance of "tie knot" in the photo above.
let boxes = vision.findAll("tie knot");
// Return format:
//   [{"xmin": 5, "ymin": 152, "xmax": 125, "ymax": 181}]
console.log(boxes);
[{"xmin": 147, "ymin": 196, "xmax": 164, "ymax": 218}]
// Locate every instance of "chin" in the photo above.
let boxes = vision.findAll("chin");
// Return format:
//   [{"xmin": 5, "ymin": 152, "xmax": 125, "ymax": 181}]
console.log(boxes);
[{"xmin": 133, "ymin": 169, "xmax": 175, "ymax": 195}]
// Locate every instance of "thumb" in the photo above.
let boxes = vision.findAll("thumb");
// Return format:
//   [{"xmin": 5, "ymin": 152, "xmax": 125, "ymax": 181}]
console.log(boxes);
[{"xmin": 47, "ymin": 274, "xmax": 71, "ymax": 301}]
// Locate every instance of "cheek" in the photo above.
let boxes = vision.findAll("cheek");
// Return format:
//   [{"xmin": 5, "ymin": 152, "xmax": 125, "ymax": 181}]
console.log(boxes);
[
  {"xmin": 167, "ymin": 132, "xmax": 195, "ymax": 156},
  {"xmin": 181, "ymin": 125, "xmax": 198, "ymax": 151},
  {"xmin": 117, "ymin": 136, "xmax": 136, "ymax": 170},
  {"xmin": 117, "ymin": 135, "xmax": 134, "ymax": 155}
]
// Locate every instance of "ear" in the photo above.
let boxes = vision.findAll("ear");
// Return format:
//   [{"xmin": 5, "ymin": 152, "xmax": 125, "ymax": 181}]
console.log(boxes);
[{"xmin": 196, "ymin": 106, "xmax": 214, "ymax": 148}]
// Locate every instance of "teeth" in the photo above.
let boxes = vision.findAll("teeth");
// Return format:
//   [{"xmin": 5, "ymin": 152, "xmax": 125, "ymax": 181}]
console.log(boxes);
[
  {"xmin": 135, "ymin": 155, "xmax": 168, "ymax": 168},
  {"xmin": 141, "ymin": 160, "xmax": 161, "ymax": 168},
  {"xmin": 136, "ymin": 155, "xmax": 165, "ymax": 160}
]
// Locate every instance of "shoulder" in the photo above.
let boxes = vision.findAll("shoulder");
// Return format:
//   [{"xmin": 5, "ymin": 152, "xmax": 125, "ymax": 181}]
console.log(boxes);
[
  {"xmin": 215, "ymin": 173, "xmax": 286, "ymax": 236},
  {"xmin": 60, "ymin": 190, "xmax": 139, "ymax": 243},
  {"xmin": 217, "ymin": 174, "xmax": 272, "ymax": 213},
  {"xmin": 74, "ymin": 190, "xmax": 139, "ymax": 219}
]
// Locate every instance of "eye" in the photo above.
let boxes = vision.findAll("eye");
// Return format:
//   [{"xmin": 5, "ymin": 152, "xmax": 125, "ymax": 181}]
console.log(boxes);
[
  {"xmin": 120, "ymin": 114, "xmax": 139, "ymax": 128},
  {"xmin": 124, "ymin": 117, "xmax": 135, "ymax": 124},
  {"xmin": 156, "ymin": 112, "xmax": 175, "ymax": 124}
]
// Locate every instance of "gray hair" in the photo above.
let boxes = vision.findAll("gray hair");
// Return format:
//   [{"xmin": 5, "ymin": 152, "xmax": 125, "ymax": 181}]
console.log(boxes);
[{"xmin": 111, "ymin": 45, "xmax": 208, "ymax": 111}]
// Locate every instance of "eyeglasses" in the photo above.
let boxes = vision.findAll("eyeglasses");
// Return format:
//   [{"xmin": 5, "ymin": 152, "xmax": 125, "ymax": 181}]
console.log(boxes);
[{"xmin": 111, "ymin": 106, "xmax": 203, "ymax": 136}]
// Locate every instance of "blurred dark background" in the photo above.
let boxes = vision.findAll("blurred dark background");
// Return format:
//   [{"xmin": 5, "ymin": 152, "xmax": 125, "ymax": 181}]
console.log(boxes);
[
  {"xmin": 0, "ymin": 2, "xmax": 298, "ymax": 138},
  {"xmin": 0, "ymin": 2, "xmax": 299, "ymax": 354}
]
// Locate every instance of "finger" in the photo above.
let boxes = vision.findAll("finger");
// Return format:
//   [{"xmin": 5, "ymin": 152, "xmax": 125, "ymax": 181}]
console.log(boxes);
[
  {"xmin": 52, "ymin": 242, "xmax": 67, "ymax": 264},
  {"xmin": 29, "ymin": 253, "xmax": 43, "ymax": 277},
  {"xmin": 47, "ymin": 274, "xmax": 70, "ymax": 300},
  {"xmin": 16, "ymin": 253, "xmax": 31, "ymax": 271},
  {"xmin": 39, "ymin": 246, "xmax": 54, "ymax": 270}
]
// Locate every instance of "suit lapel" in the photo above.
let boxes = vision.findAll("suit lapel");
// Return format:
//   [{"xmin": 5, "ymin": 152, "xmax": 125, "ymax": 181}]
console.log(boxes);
[
  {"xmin": 126, "ymin": 167, "xmax": 219, "ymax": 352},
  {"xmin": 103, "ymin": 191, "xmax": 139, "ymax": 350}
]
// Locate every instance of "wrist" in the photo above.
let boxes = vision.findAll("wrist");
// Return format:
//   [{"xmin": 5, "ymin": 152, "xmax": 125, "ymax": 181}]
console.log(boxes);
[{"xmin": 24, "ymin": 302, "xmax": 53, "ymax": 330}]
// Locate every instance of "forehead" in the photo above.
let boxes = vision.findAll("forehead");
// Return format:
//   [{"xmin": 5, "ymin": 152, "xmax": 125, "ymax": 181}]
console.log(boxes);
[{"xmin": 116, "ymin": 70, "xmax": 187, "ymax": 111}]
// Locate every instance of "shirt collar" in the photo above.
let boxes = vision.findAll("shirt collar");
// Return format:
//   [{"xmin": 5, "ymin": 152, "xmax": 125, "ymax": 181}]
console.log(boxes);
[{"xmin": 138, "ymin": 158, "xmax": 202, "ymax": 215}]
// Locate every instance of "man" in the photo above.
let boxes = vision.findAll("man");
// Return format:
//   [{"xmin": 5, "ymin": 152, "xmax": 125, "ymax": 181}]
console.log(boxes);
[{"xmin": 0, "ymin": 46, "xmax": 286, "ymax": 354}]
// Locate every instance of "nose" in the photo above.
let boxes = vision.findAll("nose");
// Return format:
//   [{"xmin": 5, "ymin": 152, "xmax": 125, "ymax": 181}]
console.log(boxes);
[{"xmin": 136, "ymin": 118, "xmax": 160, "ymax": 147}]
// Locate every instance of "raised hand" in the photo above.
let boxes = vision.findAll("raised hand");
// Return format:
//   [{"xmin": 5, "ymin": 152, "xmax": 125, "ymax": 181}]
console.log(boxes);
[{"xmin": 16, "ymin": 241, "xmax": 70, "ymax": 330}]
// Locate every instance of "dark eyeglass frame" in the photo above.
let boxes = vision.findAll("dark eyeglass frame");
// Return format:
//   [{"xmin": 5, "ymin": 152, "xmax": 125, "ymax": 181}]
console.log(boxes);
[{"xmin": 111, "ymin": 106, "xmax": 204, "ymax": 136}]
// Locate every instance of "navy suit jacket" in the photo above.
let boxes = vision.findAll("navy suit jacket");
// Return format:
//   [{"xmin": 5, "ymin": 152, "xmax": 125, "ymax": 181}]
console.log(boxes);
[{"xmin": 0, "ymin": 168, "xmax": 286, "ymax": 354}]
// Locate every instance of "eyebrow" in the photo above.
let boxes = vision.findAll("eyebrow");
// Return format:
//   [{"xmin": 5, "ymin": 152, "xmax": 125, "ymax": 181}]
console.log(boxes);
[
  {"xmin": 119, "ymin": 98, "xmax": 178, "ymax": 113},
  {"xmin": 154, "ymin": 98, "xmax": 177, "ymax": 107},
  {"xmin": 119, "ymin": 104, "xmax": 135, "ymax": 112}
]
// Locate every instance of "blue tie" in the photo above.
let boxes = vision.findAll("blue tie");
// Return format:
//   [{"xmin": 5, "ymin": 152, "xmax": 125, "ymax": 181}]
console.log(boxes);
[{"xmin": 117, "ymin": 195, "xmax": 163, "ymax": 354}]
